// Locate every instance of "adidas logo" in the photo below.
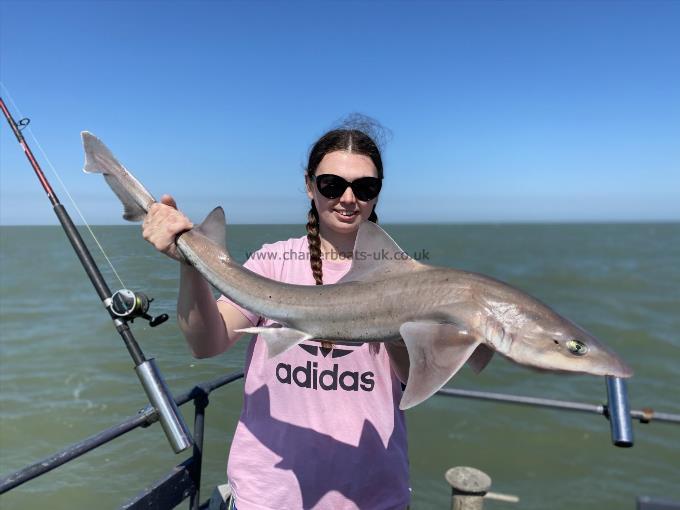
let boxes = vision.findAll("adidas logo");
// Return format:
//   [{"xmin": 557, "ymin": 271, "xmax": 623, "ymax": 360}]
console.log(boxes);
[
  {"xmin": 276, "ymin": 361, "xmax": 375, "ymax": 392},
  {"xmin": 298, "ymin": 343, "xmax": 353, "ymax": 358}
]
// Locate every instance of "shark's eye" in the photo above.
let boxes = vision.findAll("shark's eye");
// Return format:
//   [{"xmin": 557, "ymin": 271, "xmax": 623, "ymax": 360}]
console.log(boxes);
[{"xmin": 566, "ymin": 339, "xmax": 588, "ymax": 356}]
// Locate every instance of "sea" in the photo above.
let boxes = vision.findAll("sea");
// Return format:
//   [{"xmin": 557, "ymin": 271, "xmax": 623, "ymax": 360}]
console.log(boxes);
[{"xmin": 1, "ymin": 223, "xmax": 678, "ymax": 509}]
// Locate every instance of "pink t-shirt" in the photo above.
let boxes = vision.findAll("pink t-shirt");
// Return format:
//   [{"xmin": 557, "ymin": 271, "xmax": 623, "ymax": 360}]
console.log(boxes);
[{"xmin": 218, "ymin": 236, "xmax": 410, "ymax": 510}]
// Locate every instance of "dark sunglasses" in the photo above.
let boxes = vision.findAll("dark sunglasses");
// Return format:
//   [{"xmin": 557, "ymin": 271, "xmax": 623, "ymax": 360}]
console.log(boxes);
[{"xmin": 313, "ymin": 174, "xmax": 382, "ymax": 201}]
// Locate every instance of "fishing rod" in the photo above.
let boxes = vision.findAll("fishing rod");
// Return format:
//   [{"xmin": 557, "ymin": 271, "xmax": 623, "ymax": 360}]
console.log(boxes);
[{"xmin": 0, "ymin": 97, "xmax": 192, "ymax": 454}]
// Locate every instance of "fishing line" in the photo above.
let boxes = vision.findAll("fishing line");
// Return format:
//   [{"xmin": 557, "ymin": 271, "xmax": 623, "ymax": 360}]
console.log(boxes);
[
  {"xmin": 0, "ymin": 82, "xmax": 126, "ymax": 289},
  {"xmin": 2, "ymin": 89, "xmax": 192, "ymax": 454}
]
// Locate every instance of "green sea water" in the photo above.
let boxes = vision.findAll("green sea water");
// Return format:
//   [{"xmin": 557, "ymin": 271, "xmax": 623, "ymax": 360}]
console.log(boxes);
[{"xmin": 1, "ymin": 223, "xmax": 678, "ymax": 509}]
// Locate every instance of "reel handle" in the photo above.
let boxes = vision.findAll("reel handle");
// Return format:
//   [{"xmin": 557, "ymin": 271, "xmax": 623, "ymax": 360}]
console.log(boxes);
[{"xmin": 149, "ymin": 314, "xmax": 169, "ymax": 327}]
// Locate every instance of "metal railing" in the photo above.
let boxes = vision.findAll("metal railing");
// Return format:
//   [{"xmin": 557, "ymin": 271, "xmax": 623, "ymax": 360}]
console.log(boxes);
[
  {"xmin": 436, "ymin": 387, "xmax": 680, "ymax": 424},
  {"xmin": 1, "ymin": 372, "xmax": 678, "ymax": 509},
  {"xmin": 0, "ymin": 371, "xmax": 244, "ymax": 509}
]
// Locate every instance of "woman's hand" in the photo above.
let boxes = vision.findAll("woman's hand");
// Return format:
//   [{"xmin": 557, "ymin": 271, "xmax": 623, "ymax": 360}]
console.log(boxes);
[{"xmin": 142, "ymin": 194, "xmax": 193, "ymax": 261}]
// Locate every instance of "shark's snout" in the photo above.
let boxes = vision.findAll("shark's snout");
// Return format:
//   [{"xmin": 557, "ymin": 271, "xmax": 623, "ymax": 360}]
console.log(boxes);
[
  {"xmin": 587, "ymin": 337, "xmax": 634, "ymax": 379},
  {"xmin": 607, "ymin": 357, "xmax": 634, "ymax": 378}
]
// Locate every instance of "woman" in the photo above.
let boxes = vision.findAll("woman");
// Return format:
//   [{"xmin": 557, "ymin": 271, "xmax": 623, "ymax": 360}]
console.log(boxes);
[{"xmin": 143, "ymin": 123, "xmax": 411, "ymax": 509}]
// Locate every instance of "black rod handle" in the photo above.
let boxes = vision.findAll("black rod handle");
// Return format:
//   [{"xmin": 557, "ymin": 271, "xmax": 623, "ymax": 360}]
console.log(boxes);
[
  {"xmin": 53, "ymin": 204, "xmax": 113, "ymax": 302},
  {"xmin": 53, "ymin": 204, "xmax": 146, "ymax": 365}
]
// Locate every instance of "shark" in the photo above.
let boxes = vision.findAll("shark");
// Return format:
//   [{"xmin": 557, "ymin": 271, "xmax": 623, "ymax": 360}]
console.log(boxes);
[{"xmin": 81, "ymin": 131, "xmax": 633, "ymax": 410}]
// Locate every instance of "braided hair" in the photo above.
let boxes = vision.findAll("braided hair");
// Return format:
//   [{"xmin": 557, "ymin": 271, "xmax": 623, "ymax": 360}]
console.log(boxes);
[{"xmin": 305, "ymin": 128, "xmax": 384, "ymax": 285}]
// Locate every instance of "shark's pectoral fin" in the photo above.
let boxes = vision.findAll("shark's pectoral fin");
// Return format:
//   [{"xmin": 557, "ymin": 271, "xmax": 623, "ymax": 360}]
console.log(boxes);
[
  {"xmin": 235, "ymin": 326, "xmax": 312, "ymax": 358},
  {"xmin": 399, "ymin": 321, "xmax": 480, "ymax": 410},
  {"xmin": 467, "ymin": 344, "xmax": 495, "ymax": 374}
]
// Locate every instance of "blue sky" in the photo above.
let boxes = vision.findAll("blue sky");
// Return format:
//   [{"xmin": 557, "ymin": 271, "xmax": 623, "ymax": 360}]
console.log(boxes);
[{"xmin": 1, "ymin": 0, "xmax": 678, "ymax": 225}]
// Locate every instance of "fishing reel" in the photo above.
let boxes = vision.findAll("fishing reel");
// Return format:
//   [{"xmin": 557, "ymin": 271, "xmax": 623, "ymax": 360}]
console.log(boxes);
[{"xmin": 109, "ymin": 289, "xmax": 169, "ymax": 327}]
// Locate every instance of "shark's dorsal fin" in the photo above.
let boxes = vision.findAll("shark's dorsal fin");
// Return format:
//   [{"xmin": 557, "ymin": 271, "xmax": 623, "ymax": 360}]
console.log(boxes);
[
  {"xmin": 337, "ymin": 222, "xmax": 427, "ymax": 284},
  {"xmin": 195, "ymin": 207, "xmax": 227, "ymax": 248}
]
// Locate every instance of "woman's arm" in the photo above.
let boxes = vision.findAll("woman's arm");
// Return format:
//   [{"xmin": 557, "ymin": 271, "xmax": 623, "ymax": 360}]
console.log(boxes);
[
  {"xmin": 143, "ymin": 195, "xmax": 250, "ymax": 358},
  {"xmin": 177, "ymin": 263, "xmax": 252, "ymax": 358}
]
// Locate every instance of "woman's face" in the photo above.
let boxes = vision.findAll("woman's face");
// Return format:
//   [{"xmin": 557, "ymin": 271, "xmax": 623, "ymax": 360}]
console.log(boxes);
[{"xmin": 306, "ymin": 150, "xmax": 380, "ymax": 237}]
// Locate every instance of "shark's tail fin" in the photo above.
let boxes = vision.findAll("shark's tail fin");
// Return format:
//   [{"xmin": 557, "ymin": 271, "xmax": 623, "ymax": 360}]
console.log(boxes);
[{"xmin": 81, "ymin": 131, "xmax": 155, "ymax": 222}]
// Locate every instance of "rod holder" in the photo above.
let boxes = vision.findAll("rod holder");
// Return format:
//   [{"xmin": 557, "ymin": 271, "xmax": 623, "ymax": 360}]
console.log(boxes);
[
  {"xmin": 605, "ymin": 376, "xmax": 634, "ymax": 448},
  {"xmin": 135, "ymin": 359, "xmax": 193, "ymax": 453}
]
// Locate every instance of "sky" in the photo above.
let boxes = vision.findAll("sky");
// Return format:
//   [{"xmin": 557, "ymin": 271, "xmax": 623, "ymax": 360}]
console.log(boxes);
[{"xmin": 0, "ymin": 0, "xmax": 678, "ymax": 225}]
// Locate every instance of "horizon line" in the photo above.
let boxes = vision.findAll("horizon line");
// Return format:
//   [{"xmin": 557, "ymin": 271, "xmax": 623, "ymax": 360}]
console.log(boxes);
[{"xmin": 2, "ymin": 219, "xmax": 679, "ymax": 227}]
